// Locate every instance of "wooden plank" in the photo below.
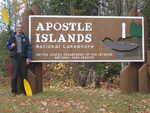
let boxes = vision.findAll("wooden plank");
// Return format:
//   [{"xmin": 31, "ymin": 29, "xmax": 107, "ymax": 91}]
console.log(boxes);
[
  {"xmin": 120, "ymin": 63, "xmax": 138, "ymax": 93},
  {"xmin": 147, "ymin": 51, "xmax": 150, "ymax": 66},
  {"xmin": 22, "ymin": 3, "xmax": 43, "ymax": 94},
  {"xmin": 27, "ymin": 63, "xmax": 43, "ymax": 93},
  {"xmin": 138, "ymin": 63, "xmax": 150, "ymax": 93},
  {"xmin": 27, "ymin": 70, "xmax": 37, "ymax": 94}
]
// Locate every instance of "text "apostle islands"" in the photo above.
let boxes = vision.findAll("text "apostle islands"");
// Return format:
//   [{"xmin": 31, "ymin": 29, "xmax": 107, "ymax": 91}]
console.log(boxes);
[{"xmin": 35, "ymin": 22, "xmax": 93, "ymax": 43}]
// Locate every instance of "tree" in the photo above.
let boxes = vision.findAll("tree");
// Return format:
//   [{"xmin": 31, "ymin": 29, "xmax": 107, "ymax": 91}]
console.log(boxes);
[
  {"xmin": 142, "ymin": 0, "xmax": 150, "ymax": 35},
  {"xmin": 38, "ymin": 0, "xmax": 99, "ymax": 15}
]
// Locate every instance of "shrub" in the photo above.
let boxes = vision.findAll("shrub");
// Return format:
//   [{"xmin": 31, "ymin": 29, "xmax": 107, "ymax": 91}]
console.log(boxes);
[{"xmin": 0, "ymin": 31, "xmax": 10, "ymax": 77}]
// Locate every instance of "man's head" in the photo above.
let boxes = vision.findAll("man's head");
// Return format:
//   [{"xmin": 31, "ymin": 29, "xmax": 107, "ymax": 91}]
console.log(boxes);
[{"xmin": 16, "ymin": 24, "xmax": 23, "ymax": 34}]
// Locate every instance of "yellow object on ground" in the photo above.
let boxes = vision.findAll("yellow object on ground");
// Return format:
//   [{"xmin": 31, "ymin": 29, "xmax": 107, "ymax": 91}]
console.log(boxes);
[
  {"xmin": 1, "ymin": 8, "xmax": 10, "ymax": 25},
  {"xmin": 23, "ymin": 79, "xmax": 32, "ymax": 96}
]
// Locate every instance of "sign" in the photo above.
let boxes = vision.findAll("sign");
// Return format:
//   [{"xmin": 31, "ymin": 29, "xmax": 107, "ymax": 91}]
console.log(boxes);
[{"xmin": 29, "ymin": 16, "xmax": 144, "ymax": 62}]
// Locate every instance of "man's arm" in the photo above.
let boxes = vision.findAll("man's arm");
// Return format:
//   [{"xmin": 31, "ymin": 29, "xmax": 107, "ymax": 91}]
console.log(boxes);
[{"xmin": 6, "ymin": 34, "xmax": 16, "ymax": 51}]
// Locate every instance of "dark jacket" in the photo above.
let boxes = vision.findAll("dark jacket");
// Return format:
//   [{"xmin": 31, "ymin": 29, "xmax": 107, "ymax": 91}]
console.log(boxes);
[{"xmin": 6, "ymin": 32, "xmax": 32, "ymax": 59}]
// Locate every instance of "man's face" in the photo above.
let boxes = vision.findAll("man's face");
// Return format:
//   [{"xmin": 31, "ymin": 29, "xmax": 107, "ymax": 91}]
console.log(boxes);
[{"xmin": 16, "ymin": 24, "xmax": 23, "ymax": 34}]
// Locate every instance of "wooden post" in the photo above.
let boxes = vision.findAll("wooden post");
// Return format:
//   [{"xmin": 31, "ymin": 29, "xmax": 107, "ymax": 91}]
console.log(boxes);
[
  {"xmin": 120, "ymin": 9, "xmax": 140, "ymax": 93},
  {"xmin": 120, "ymin": 63, "xmax": 139, "ymax": 93},
  {"xmin": 138, "ymin": 63, "xmax": 150, "ymax": 93},
  {"xmin": 27, "ymin": 63, "xmax": 43, "ymax": 93},
  {"xmin": 120, "ymin": 9, "xmax": 149, "ymax": 94},
  {"xmin": 138, "ymin": 13, "xmax": 149, "ymax": 93},
  {"xmin": 22, "ymin": 4, "xmax": 43, "ymax": 94},
  {"xmin": 138, "ymin": 50, "xmax": 150, "ymax": 93}
]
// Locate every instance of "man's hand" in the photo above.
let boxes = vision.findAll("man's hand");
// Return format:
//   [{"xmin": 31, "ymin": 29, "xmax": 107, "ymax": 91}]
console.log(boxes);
[
  {"xmin": 11, "ymin": 43, "xmax": 16, "ymax": 48},
  {"xmin": 26, "ymin": 58, "xmax": 31, "ymax": 64}
]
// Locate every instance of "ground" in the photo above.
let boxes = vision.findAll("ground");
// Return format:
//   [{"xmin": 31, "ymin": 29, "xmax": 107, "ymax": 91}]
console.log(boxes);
[{"xmin": 1, "ymin": 77, "xmax": 150, "ymax": 113}]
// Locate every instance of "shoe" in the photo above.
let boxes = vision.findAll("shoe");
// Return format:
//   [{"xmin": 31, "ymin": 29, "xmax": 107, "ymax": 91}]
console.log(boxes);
[{"xmin": 12, "ymin": 93, "xmax": 16, "ymax": 97}]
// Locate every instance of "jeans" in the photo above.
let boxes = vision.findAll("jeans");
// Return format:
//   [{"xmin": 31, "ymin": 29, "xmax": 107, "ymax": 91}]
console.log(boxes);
[{"xmin": 11, "ymin": 54, "xmax": 27, "ymax": 94}]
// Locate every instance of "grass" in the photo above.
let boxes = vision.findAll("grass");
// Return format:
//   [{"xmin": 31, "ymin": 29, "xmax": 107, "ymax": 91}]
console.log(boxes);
[{"xmin": 1, "ymin": 82, "xmax": 150, "ymax": 113}]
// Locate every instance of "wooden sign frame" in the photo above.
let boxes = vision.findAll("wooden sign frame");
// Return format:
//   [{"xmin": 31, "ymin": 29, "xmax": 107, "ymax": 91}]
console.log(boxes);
[{"xmin": 29, "ymin": 16, "xmax": 145, "ymax": 62}]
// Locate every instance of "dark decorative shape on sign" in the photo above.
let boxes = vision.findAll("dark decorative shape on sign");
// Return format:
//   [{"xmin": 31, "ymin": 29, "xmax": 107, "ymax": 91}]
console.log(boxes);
[
  {"xmin": 102, "ymin": 36, "xmax": 141, "ymax": 60},
  {"xmin": 103, "ymin": 38, "xmax": 138, "ymax": 52}
]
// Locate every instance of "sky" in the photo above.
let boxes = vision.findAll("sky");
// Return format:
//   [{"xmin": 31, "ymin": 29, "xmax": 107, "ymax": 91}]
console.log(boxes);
[
  {"xmin": 0, "ymin": 0, "xmax": 3, "ymax": 16},
  {"xmin": 0, "ymin": 0, "xmax": 4, "ymax": 28}
]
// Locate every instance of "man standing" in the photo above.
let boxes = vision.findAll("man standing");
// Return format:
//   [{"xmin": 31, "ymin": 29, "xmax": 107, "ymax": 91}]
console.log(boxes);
[{"xmin": 6, "ymin": 24, "xmax": 32, "ymax": 97}]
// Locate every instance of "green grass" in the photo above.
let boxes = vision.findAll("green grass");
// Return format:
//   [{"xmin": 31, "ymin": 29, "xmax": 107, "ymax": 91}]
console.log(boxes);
[{"xmin": 1, "ymin": 84, "xmax": 150, "ymax": 113}]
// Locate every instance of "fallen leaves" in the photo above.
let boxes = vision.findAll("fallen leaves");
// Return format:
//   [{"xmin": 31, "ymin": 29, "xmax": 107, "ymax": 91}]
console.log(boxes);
[
  {"xmin": 37, "ymin": 97, "xmax": 89, "ymax": 113},
  {"xmin": 3, "ymin": 108, "xmax": 13, "ymax": 113},
  {"xmin": 98, "ymin": 108, "xmax": 117, "ymax": 113},
  {"xmin": 20, "ymin": 98, "xmax": 32, "ymax": 106},
  {"xmin": 128, "ymin": 104, "xmax": 133, "ymax": 110},
  {"xmin": 1, "ymin": 77, "xmax": 150, "ymax": 113},
  {"xmin": 41, "ymin": 101, "xmax": 48, "ymax": 106},
  {"xmin": 99, "ymin": 108, "xmax": 107, "ymax": 112}
]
